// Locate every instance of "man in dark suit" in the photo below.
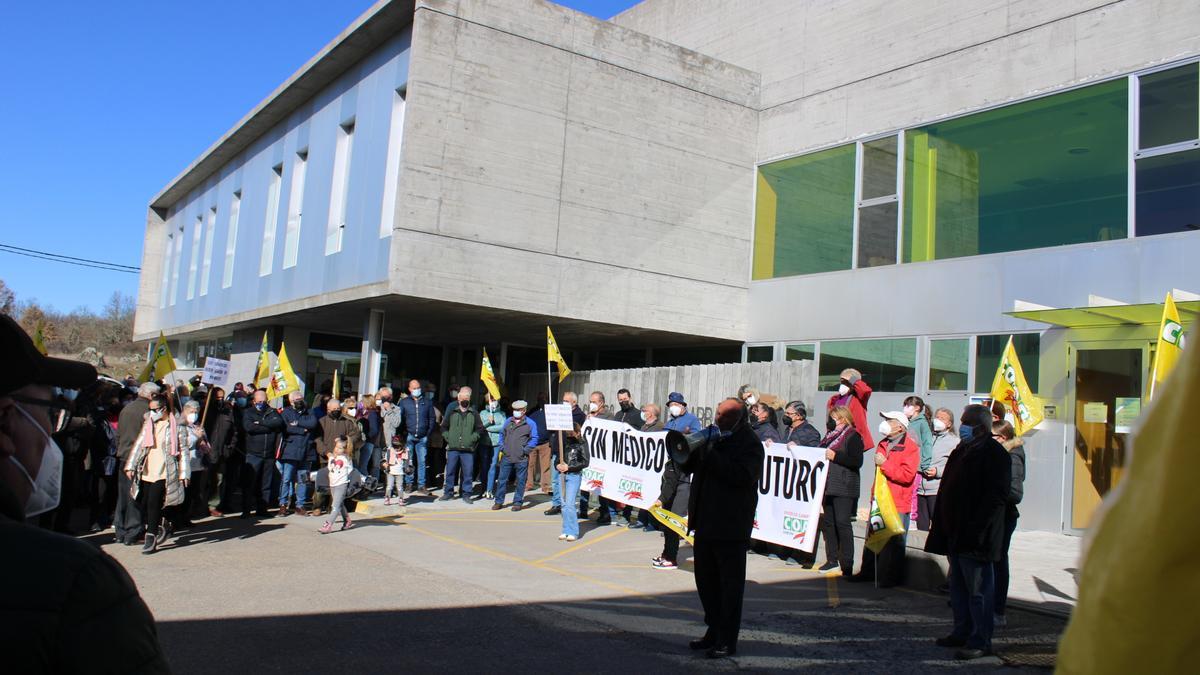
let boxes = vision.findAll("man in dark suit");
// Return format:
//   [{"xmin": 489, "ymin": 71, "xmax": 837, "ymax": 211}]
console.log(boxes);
[{"xmin": 687, "ymin": 397, "xmax": 765, "ymax": 659}]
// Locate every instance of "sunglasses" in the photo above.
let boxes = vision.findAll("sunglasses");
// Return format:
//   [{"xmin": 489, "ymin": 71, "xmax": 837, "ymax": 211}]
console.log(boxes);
[{"xmin": 9, "ymin": 394, "xmax": 73, "ymax": 433}]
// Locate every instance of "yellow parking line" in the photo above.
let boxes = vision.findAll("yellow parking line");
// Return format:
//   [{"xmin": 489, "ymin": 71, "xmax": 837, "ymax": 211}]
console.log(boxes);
[
  {"xmin": 826, "ymin": 575, "xmax": 841, "ymax": 608},
  {"xmin": 403, "ymin": 517, "xmax": 543, "ymax": 523},
  {"xmin": 534, "ymin": 527, "xmax": 628, "ymax": 564}
]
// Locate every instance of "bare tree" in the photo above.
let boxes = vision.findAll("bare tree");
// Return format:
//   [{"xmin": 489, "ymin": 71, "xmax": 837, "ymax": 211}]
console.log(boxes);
[{"xmin": 0, "ymin": 279, "xmax": 14, "ymax": 316}]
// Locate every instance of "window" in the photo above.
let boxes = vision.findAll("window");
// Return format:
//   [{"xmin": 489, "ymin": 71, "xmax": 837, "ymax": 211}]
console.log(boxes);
[
  {"xmin": 903, "ymin": 78, "xmax": 1128, "ymax": 263},
  {"xmin": 260, "ymin": 164, "xmax": 283, "ymax": 276},
  {"xmin": 1135, "ymin": 64, "xmax": 1200, "ymax": 237},
  {"xmin": 169, "ymin": 226, "xmax": 183, "ymax": 305},
  {"xmin": 327, "ymin": 121, "xmax": 354, "ymax": 255},
  {"xmin": 753, "ymin": 144, "xmax": 855, "ymax": 279},
  {"xmin": 818, "ymin": 338, "xmax": 916, "ymax": 392},
  {"xmin": 857, "ymin": 136, "xmax": 900, "ymax": 268},
  {"xmin": 380, "ymin": 87, "xmax": 406, "ymax": 238},
  {"xmin": 929, "ymin": 338, "xmax": 969, "ymax": 390},
  {"xmin": 785, "ymin": 343, "xmax": 816, "ymax": 361},
  {"xmin": 283, "ymin": 150, "xmax": 307, "ymax": 269},
  {"xmin": 199, "ymin": 206, "xmax": 216, "ymax": 296},
  {"xmin": 222, "ymin": 191, "xmax": 241, "ymax": 289},
  {"xmin": 975, "ymin": 334, "xmax": 1040, "ymax": 393},
  {"xmin": 746, "ymin": 346, "xmax": 774, "ymax": 362},
  {"xmin": 185, "ymin": 215, "xmax": 202, "ymax": 300},
  {"xmin": 159, "ymin": 227, "xmax": 173, "ymax": 309}
]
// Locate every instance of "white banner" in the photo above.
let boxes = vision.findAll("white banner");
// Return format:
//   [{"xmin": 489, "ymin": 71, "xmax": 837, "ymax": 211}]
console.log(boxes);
[
  {"xmin": 751, "ymin": 441, "xmax": 829, "ymax": 553},
  {"xmin": 579, "ymin": 418, "xmax": 668, "ymax": 510},
  {"xmin": 543, "ymin": 403, "xmax": 574, "ymax": 431}
]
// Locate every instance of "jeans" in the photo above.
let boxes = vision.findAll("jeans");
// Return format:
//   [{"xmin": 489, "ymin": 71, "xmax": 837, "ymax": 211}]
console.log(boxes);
[
  {"xmin": 560, "ymin": 471, "xmax": 582, "ymax": 537},
  {"xmin": 279, "ymin": 460, "xmax": 310, "ymax": 508},
  {"xmin": 819, "ymin": 495, "xmax": 857, "ymax": 574},
  {"xmin": 325, "ymin": 483, "xmax": 350, "ymax": 527},
  {"xmin": 948, "ymin": 554, "xmax": 996, "ymax": 650},
  {"xmin": 474, "ymin": 443, "xmax": 494, "ymax": 493},
  {"xmin": 357, "ymin": 443, "xmax": 377, "ymax": 479},
  {"xmin": 549, "ymin": 459, "xmax": 562, "ymax": 507},
  {"xmin": 994, "ymin": 513, "xmax": 1019, "ymax": 615},
  {"xmin": 484, "ymin": 447, "xmax": 502, "ymax": 494},
  {"xmin": 242, "ymin": 454, "xmax": 276, "ymax": 514},
  {"xmin": 404, "ymin": 434, "xmax": 429, "ymax": 490},
  {"xmin": 444, "ymin": 450, "xmax": 474, "ymax": 497},
  {"xmin": 493, "ymin": 457, "xmax": 529, "ymax": 506},
  {"xmin": 385, "ymin": 473, "xmax": 405, "ymax": 500}
]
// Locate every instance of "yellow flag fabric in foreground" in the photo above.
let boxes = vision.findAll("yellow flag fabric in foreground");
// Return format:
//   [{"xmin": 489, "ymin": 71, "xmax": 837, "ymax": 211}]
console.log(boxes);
[
  {"xmin": 1057, "ymin": 339, "xmax": 1200, "ymax": 673},
  {"xmin": 864, "ymin": 470, "xmax": 904, "ymax": 554},
  {"xmin": 990, "ymin": 336, "xmax": 1044, "ymax": 436},
  {"xmin": 546, "ymin": 326, "xmax": 571, "ymax": 382},
  {"xmin": 139, "ymin": 332, "xmax": 177, "ymax": 382},
  {"xmin": 650, "ymin": 506, "xmax": 692, "ymax": 545},
  {"xmin": 480, "ymin": 348, "xmax": 502, "ymax": 401},
  {"xmin": 253, "ymin": 331, "xmax": 271, "ymax": 389},
  {"xmin": 267, "ymin": 343, "xmax": 300, "ymax": 400},
  {"xmin": 332, "ymin": 369, "xmax": 340, "ymax": 400},
  {"xmin": 1150, "ymin": 293, "xmax": 1186, "ymax": 398},
  {"xmin": 33, "ymin": 323, "xmax": 48, "ymax": 356}
]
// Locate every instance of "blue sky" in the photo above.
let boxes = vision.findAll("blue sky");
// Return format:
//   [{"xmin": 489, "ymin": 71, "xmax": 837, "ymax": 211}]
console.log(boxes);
[{"xmin": 0, "ymin": 0, "xmax": 638, "ymax": 313}]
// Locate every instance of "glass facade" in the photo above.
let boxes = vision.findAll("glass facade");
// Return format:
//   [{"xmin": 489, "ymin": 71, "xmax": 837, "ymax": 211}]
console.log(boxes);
[
  {"xmin": 976, "ymin": 334, "xmax": 1040, "ymax": 393},
  {"xmin": 1138, "ymin": 64, "xmax": 1198, "ymax": 150},
  {"xmin": 929, "ymin": 338, "xmax": 969, "ymax": 391},
  {"xmin": 746, "ymin": 346, "xmax": 774, "ymax": 362},
  {"xmin": 818, "ymin": 338, "xmax": 916, "ymax": 392},
  {"xmin": 785, "ymin": 343, "xmax": 816, "ymax": 362}
]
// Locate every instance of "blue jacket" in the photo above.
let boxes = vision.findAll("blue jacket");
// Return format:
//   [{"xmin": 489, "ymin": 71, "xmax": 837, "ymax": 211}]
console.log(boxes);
[
  {"xmin": 399, "ymin": 395, "xmax": 437, "ymax": 438},
  {"xmin": 498, "ymin": 416, "xmax": 540, "ymax": 460},
  {"xmin": 666, "ymin": 411, "xmax": 704, "ymax": 435},
  {"xmin": 279, "ymin": 406, "xmax": 319, "ymax": 463}
]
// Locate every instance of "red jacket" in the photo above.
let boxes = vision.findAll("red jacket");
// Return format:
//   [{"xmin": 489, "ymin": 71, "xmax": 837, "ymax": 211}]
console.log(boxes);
[
  {"xmin": 874, "ymin": 434, "xmax": 919, "ymax": 511},
  {"xmin": 827, "ymin": 379, "xmax": 873, "ymax": 448}
]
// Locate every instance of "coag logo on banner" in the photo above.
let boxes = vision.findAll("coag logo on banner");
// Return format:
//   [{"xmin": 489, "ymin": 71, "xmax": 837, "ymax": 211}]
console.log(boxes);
[
  {"xmin": 783, "ymin": 514, "xmax": 809, "ymax": 542},
  {"xmin": 582, "ymin": 467, "xmax": 604, "ymax": 491},
  {"xmin": 1163, "ymin": 319, "xmax": 1185, "ymax": 348},
  {"xmin": 619, "ymin": 476, "xmax": 644, "ymax": 502}
]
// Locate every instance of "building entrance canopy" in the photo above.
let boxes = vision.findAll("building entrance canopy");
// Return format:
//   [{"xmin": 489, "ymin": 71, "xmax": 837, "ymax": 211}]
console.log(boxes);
[{"xmin": 1006, "ymin": 295, "xmax": 1200, "ymax": 328}]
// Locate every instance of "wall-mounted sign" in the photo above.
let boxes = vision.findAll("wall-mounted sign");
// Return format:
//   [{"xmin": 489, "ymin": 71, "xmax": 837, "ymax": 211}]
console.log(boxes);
[
  {"xmin": 1083, "ymin": 402, "xmax": 1108, "ymax": 424},
  {"xmin": 1114, "ymin": 397, "xmax": 1141, "ymax": 434}
]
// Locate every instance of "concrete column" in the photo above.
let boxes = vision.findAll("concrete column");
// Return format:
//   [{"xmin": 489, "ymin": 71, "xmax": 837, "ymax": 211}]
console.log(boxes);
[{"xmin": 358, "ymin": 309, "xmax": 384, "ymax": 395}]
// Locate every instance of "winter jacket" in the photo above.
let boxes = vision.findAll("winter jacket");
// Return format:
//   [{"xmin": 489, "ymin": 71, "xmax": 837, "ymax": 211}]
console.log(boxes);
[
  {"xmin": 665, "ymin": 410, "xmax": 704, "ymax": 435},
  {"xmin": 821, "ymin": 427, "xmax": 865, "ymax": 498},
  {"xmin": 752, "ymin": 419, "xmax": 782, "ymax": 443},
  {"xmin": 688, "ymin": 423, "xmax": 764, "ymax": 541},
  {"xmin": 827, "ymin": 379, "xmax": 873, "ymax": 448},
  {"xmin": 126, "ymin": 414, "xmax": 190, "ymax": 508},
  {"xmin": 381, "ymin": 405, "xmax": 403, "ymax": 444},
  {"xmin": 316, "ymin": 412, "xmax": 361, "ymax": 459},
  {"xmin": 279, "ymin": 406, "xmax": 319, "ymax": 463},
  {"xmin": 1006, "ymin": 444, "xmax": 1027, "ymax": 519},
  {"xmin": 783, "ymin": 421, "xmax": 822, "ymax": 447},
  {"xmin": 242, "ymin": 404, "xmax": 284, "ymax": 458},
  {"xmin": 613, "ymin": 403, "xmax": 642, "ymax": 428},
  {"xmin": 0, "ymin": 481, "xmax": 170, "ymax": 674},
  {"xmin": 116, "ymin": 397, "xmax": 150, "ymax": 460},
  {"xmin": 360, "ymin": 409, "xmax": 382, "ymax": 446},
  {"xmin": 874, "ymin": 433, "xmax": 919, "ymax": 512},
  {"xmin": 498, "ymin": 416, "xmax": 539, "ymax": 461},
  {"xmin": 925, "ymin": 435, "xmax": 1011, "ymax": 561},
  {"xmin": 479, "ymin": 406, "xmax": 506, "ymax": 449},
  {"xmin": 442, "ymin": 404, "xmax": 484, "ymax": 450},
  {"xmin": 917, "ymin": 430, "xmax": 959, "ymax": 496},
  {"xmin": 204, "ymin": 406, "xmax": 237, "ymax": 461},
  {"xmin": 640, "ymin": 418, "xmax": 665, "ymax": 433},
  {"xmin": 908, "ymin": 414, "xmax": 935, "ymax": 471},
  {"xmin": 399, "ymin": 395, "xmax": 437, "ymax": 438}
]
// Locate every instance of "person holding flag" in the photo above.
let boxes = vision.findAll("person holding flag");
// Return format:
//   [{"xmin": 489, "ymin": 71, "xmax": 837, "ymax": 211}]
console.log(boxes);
[
  {"xmin": 139, "ymin": 333, "xmax": 178, "ymax": 385},
  {"xmin": 988, "ymin": 336, "xmax": 1043, "ymax": 437},
  {"xmin": 848, "ymin": 411, "xmax": 918, "ymax": 587}
]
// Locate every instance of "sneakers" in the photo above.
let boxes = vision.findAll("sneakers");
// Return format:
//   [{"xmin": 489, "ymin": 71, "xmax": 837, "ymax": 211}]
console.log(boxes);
[
  {"xmin": 545, "ymin": 506, "xmax": 562, "ymax": 516},
  {"xmin": 818, "ymin": 561, "xmax": 841, "ymax": 574},
  {"xmin": 341, "ymin": 519, "xmax": 354, "ymax": 531},
  {"xmin": 558, "ymin": 533, "xmax": 568, "ymax": 540},
  {"xmin": 437, "ymin": 493, "xmax": 454, "ymax": 501},
  {"xmin": 482, "ymin": 491, "xmax": 494, "ymax": 500},
  {"xmin": 318, "ymin": 522, "xmax": 333, "ymax": 534},
  {"xmin": 651, "ymin": 557, "xmax": 678, "ymax": 570},
  {"xmin": 141, "ymin": 533, "xmax": 158, "ymax": 555},
  {"xmin": 384, "ymin": 498, "xmax": 393, "ymax": 506},
  {"xmin": 564, "ymin": 534, "xmax": 577, "ymax": 542}
]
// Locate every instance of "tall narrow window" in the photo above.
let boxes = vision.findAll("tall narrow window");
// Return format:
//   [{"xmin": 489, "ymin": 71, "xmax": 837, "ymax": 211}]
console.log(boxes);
[
  {"xmin": 159, "ymin": 227, "xmax": 173, "ymax": 309},
  {"xmin": 1134, "ymin": 63, "xmax": 1200, "ymax": 237},
  {"xmin": 283, "ymin": 150, "xmax": 307, "ymax": 269},
  {"xmin": 261, "ymin": 164, "xmax": 283, "ymax": 276},
  {"xmin": 380, "ymin": 87, "xmax": 406, "ymax": 238},
  {"xmin": 222, "ymin": 191, "xmax": 241, "ymax": 289},
  {"xmin": 169, "ymin": 226, "xmax": 183, "ymax": 305},
  {"xmin": 199, "ymin": 206, "xmax": 216, "ymax": 296},
  {"xmin": 856, "ymin": 135, "xmax": 900, "ymax": 268},
  {"xmin": 327, "ymin": 120, "xmax": 355, "ymax": 254},
  {"xmin": 185, "ymin": 216, "xmax": 202, "ymax": 300}
]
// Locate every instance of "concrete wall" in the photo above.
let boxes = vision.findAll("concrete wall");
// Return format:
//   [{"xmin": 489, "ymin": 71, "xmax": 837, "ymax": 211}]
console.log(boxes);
[{"xmin": 391, "ymin": 0, "xmax": 761, "ymax": 341}]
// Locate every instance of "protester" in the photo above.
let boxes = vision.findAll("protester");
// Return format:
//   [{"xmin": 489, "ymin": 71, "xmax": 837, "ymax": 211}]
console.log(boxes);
[
  {"xmin": 241, "ymin": 388, "xmax": 284, "ymax": 518},
  {"xmin": 279, "ymin": 390, "xmax": 318, "ymax": 516},
  {"xmin": 47, "ymin": 387, "xmax": 93, "ymax": 534},
  {"xmin": 556, "ymin": 423, "xmax": 589, "ymax": 542},
  {"xmin": 383, "ymin": 435, "xmax": 408, "ymax": 506},
  {"xmin": 399, "ymin": 379, "xmax": 436, "ymax": 496},
  {"xmin": 115, "ymin": 381, "xmax": 157, "ymax": 545},
  {"xmin": 926, "ymin": 404, "xmax": 1012, "ymax": 660},
  {"xmin": 178, "ymin": 399, "xmax": 211, "ymax": 526},
  {"xmin": 904, "ymin": 395, "xmax": 935, "ymax": 521},
  {"xmin": 848, "ymin": 411, "xmax": 918, "ymax": 586},
  {"xmin": 613, "ymin": 388, "xmax": 641, "ymax": 427},
  {"xmin": 358, "ymin": 393, "xmax": 382, "ymax": 479},
  {"xmin": 917, "ymin": 407, "xmax": 958, "ymax": 531},
  {"xmin": 651, "ymin": 402, "xmax": 690, "ymax": 569},
  {"xmin": 545, "ymin": 391, "xmax": 586, "ymax": 517},
  {"xmin": 440, "ymin": 386, "xmax": 483, "ymax": 504},
  {"xmin": 992, "ymin": 419, "xmax": 1026, "ymax": 628},
  {"xmin": 526, "ymin": 400, "xmax": 551, "ymax": 495},
  {"xmin": 492, "ymin": 400, "xmax": 539, "ymax": 512},
  {"xmin": 621, "ymin": 402, "xmax": 664, "ymax": 533},
  {"xmin": 782, "ymin": 401, "xmax": 821, "ymax": 447},
  {"xmin": 827, "ymin": 368, "xmax": 873, "ymax": 448},
  {"xmin": 0, "ymin": 314, "xmax": 169, "ymax": 671},
  {"xmin": 583, "ymin": 391, "xmax": 622, "ymax": 524},
  {"xmin": 206, "ymin": 388, "xmax": 241, "ymax": 517},
  {"xmin": 319, "ymin": 436, "xmax": 356, "ymax": 534},
  {"xmin": 816, "ymin": 405, "xmax": 864, "ymax": 575},
  {"xmin": 316, "ymin": 398, "xmax": 361, "ymax": 513},
  {"xmin": 478, "ymin": 390, "xmax": 506, "ymax": 500},
  {"xmin": 688, "ymin": 398, "xmax": 764, "ymax": 659},
  {"xmin": 665, "ymin": 392, "xmax": 704, "ymax": 435},
  {"xmin": 88, "ymin": 388, "xmax": 121, "ymax": 531},
  {"xmin": 126, "ymin": 394, "xmax": 190, "ymax": 554},
  {"xmin": 749, "ymin": 402, "xmax": 781, "ymax": 443}
]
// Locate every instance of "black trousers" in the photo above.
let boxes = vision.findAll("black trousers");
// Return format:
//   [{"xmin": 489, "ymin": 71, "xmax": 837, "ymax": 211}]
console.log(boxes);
[
  {"xmin": 138, "ymin": 479, "xmax": 167, "ymax": 536},
  {"xmin": 917, "ymin": 494, "xmax": 937, "ymax": 531},
  {"xmin": 114, "ymin": 469, "xmax": 143, "ymax": 542},
  {"xmin": 993, "ymin": 513, "xmax": 1019, "ymax": 614},
  {"xmin": 218, "ymin": 453, "xmax": 243, "ymax": 512},
  {"xmin": 660, "ymin": 485, "xmax": 690, "ymax": 563},
  {"xmin": 820, "ymin": 494, "xmax": 857, "ymax": 573},
  {"xmin": 693, "ymin": 536, "xmax": 749, "ymax": 650},
  {"xmin": 241, "ymin": 454, "xmax": 275, "ymax": 514}
]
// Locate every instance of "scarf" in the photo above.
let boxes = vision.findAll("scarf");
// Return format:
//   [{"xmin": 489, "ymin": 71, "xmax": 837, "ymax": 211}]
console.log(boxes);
[{"xmin": 820, "ymin": 423, "xmax": 853, "ymax": 451}]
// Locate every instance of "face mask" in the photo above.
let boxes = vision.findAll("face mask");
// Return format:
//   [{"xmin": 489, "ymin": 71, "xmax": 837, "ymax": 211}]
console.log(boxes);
[
  {"xmin": 878, "ymin": 420, "xmax": 895, "ymax": 438},
  {"xmin": 959, "ymin": 424, "xmax": 973, "ymax": 440},
  {"xmin": 292, "ymin": 400, "xmax": 305, "ymax": 411},
  {"xmin": 459, "ymin": 400, "xmax": 469, "ymax": 408},
  {"xmin": 825, "ymin": 418, "xmax": 837, "ymax": 432},
  {"xmin": 744, "ymin": 395, "xmax": 757, "ymax": 406},
  {"xmin": 235, "ymin": 397, "xmax": 247, "ymax": 408},
  {"xmin": 619, "ymin": 401, "xmax": 632, "ymax": 410},
  {"xmin": 411, "ymin": 388, "xmax": 422, "ymax": 398},
  {"xmin": 346, "ymin": 408, "xmax": 357, "ymax": 418},
  {"xmin": 186, "ymin": 412, "xmax": 198, "ymax": 424},
  {"xmin": 150, "ymin": 409, "xmax": 164, "ymax": 422},
  {"xmin": 11, "ymin": 405, "xmax": 64, "ymax": 517},
  {"xmin": 640, "ymin": 411, "xmax": 648, "ymax": 422},
  {"xmin": 668, "ymin": 405, "xmax": 682, "ymax": 418},
  {"xmin": 328, "ymin": 410, "xmax": 341, "ymax": 420},
  {"xmin": 487, "ymin": 401, "xmax": 498, "ymax": 410},
  {"xmin": 59, "ymin": 388, "xmax": 79, "ymax": 402},
  {"xmin": 933, "ymin": 419, "xmax": 948, "ymax": 433},
  {"xmin": 837, "ymin": 384, "xmax": 850, "ymax": 396},
  {"xmin": 781, "ymin": 414, "xmax": 793, "ymax": 426},
  {"xmin": 513, "ymin": 410, "xmax": 525, "ymax": 419},
  {"xmin": 588, "ymin": 402, "xmax": 599, "ymax": 413},
  {"xmin": 180, "ymin": 396, "xmax": 191, "ymax": 406},
  {"xmin": 378, "ymin": 397, "xmax": 391, "ymax": 404},
  {"xmin": 903, "ymin": 405, "xmax": 917, "ymax": 418},
  {"xmin": 255, "ymin": 402, "xmax": 266, "ymax": 411}
]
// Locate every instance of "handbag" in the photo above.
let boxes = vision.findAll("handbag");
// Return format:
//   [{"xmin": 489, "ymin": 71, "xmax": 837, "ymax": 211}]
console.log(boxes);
[{"xmin": 564, "ymin": 435, "xmax": 589, "ymax": 473}]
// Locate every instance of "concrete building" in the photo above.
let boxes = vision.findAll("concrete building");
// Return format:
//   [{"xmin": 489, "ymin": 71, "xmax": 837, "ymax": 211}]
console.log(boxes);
[{"xmin": 138, "ymin": 0, "xmax": 1199, "ymax": 534}]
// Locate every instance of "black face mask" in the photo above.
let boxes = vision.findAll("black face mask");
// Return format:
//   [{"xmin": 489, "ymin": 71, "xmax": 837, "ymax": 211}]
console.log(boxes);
[
  {"xmin": 328, "ymin": 410, "xmax": 341, "ymax": 420},
  {"xmin": 619, "ymin": 401, "xmax": 633, "ymax": 410},
  {"xmin": 781, "ymin": 414, "xmax": 794, "ymax": 426},
  {"xmin": 292, "ymin": 400, "xmax": 305, "ymax": 411},
  {"xmin": 826, "ymin": 418, "xmax": 837, "ymax": 432},
  {"xmin": 459, "ymin": 400, "xmax": 469, "ymax": 408}
]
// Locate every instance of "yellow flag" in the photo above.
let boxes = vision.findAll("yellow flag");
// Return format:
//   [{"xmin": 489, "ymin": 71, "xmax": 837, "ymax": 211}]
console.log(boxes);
[
  {"xmin": 332, "ymin": 368, "xmax": 340, "ymax": 400},
  {"xmin": 989, "ymin": 336, "xmax": 1044, "ymax": 436},
  {"xmin": 253, "ymin": 331, "xmax": 271, "ymax": 389},
  {"xmin": 1057, "ymin": 337, "xmax": 1199, "ymax": 673},
  {"xmin": 1150, "ymin": 293, "xmax": 1186, "ymax": 398},
  {"xmin": 546, "ymin": 326, "xmax": 571, "ymax": 382},
  {"xmin": 33, "ymin": 323, "xmax": 48, "ymax": 356},
  {"xmin": 650, "ymin": 506, "xmax": 692, "ymax": 545},
  {"xmin": 267, "ymin": 343, "xmax": 300, "ymax": 400},
  {"xmin": 865, "ymin": 470, "xmax": 905, "ymax": 554},
  {"xmin": 480, "ymin": 348, "xmax": 502, "ymax": 401},
  {"xmin": 139, "ymin": 332, "xmax": 177, "ymax": 382}
]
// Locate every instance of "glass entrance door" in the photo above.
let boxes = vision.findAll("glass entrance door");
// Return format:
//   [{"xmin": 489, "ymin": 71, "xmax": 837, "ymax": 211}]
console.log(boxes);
[{"xmin": 1070, "ymin": 344, "xmax": 1146, "ymax": 530}]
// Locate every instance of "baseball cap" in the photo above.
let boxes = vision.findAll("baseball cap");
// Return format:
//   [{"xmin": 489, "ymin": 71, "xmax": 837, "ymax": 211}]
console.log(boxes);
[
  {"xmin": 879, "ymin": 411, "xmax": 910, "ymax": 428},
  {"xmin": 0, "ymin": 314, "xmax": 97, "ymax": 396},
  {"xmin": 668, "ymin": 392, "xmax": 686, "ymax": 404}
]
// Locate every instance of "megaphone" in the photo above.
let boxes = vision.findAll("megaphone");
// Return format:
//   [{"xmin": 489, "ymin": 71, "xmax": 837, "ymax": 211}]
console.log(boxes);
[{"xmin": 665, "ymin": 426, "xmax": 719, "ymax": 473}]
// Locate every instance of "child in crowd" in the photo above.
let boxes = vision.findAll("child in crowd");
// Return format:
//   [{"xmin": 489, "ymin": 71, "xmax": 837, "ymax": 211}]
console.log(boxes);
[
  {"xmin": 319, "ymin": 436, "xmax": 355, "ymax": 534},
  {"xmin": 383, "ymin": 435, "xmax": 409, "ymax": 506}
]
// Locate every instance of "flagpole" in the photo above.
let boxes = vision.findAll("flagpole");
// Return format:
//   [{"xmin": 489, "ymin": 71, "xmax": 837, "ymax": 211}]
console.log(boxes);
[{"xmin": 200, "ymin": 385, "xmax": 214, "ymax": 428}]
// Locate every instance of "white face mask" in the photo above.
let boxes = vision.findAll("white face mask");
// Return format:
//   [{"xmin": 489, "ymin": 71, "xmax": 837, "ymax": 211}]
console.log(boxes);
[
  {"xmin": 933, "ymin": 419, "xmax": 948, "ymax": 433},
  {"xmin": 561, "ymin": 400, "xmax": 571, "ymax": 406},
  {"xmin": 149, "ymin": 409, "xmax": 164, "ymax": 422},
  {"xmin": 837, "ymin": 384, "xmax": 850, "ymax": 396},
  {"xmin": 640, "ymin": 411, "xmax": 648, "ymax": 422},
  {"xmin": 744, "ymin": 395, "xmax": 757, "ymax": 406},
  {"xmin": 588, "ymin": 402, "xmax": 599, "ymax": 413},
  {"xmin": 878, "ymin": 420, "xmax": 896, "ymax": 438},
  {"xmin": 11, "ymin": 405, "xmax": 64, "ymax": 517},
  {"xmin": 347, "ymin": 408, "xmax": 357, "ymax": 418},
  {"xmin": 903, "ymin": 405, "xmax": 917, "ymax": 418},
  {"xmin": 513, "ymin": 410, "xmax": 525, "ymax": 419},
  {"xmin": 487, "ymin": 401, "xmax": 498, "ymax": 410},
  {"xmin": 668, "ymin": 404, "xmax": 682, "ymax": 418},
  {"xmin": 186, "ymin": 412, "xmax": 198, "ymax": 425}
]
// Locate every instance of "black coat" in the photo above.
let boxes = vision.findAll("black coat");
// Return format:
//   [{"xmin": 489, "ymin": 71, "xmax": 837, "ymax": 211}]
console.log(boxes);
[
  {"xmin": 925, "ymin": 436, "xmax": 1011, "ymax": 561},
  {"xmin": 204, "ymin": 407, "xmax": 237, "ymax": 460},
  {"xmin": 688, "ymin": 423, "xmax": 764, "ymax": 542},
  {"xmin": 242, "ymin": 405, "xmax": 284, "ymax": 457},
  {"xmin": 822, "ymin": 430, "xmax": 864, "ymax": 498},
  {"xmin": 279, "ymin": 407, "xmax": 319, "ymax": 463},
  {"xmin": 783, "ymin": 421, "xmax": 822, "ymax": 447},
  {"xmin": 612, "ymin": 404, "xmax": 642, "ymax": 428}
]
